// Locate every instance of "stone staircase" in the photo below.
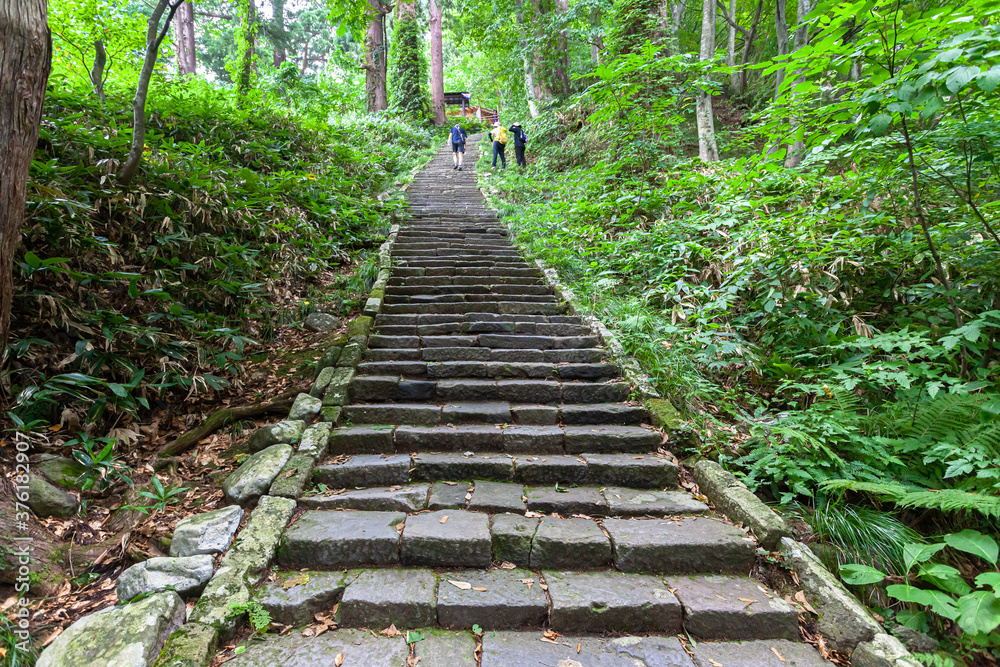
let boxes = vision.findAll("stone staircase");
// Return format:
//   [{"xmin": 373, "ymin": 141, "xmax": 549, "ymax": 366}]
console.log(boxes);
[{"xmin": 227, "ymin": 137, "xmax": 831, "ymax": 666}]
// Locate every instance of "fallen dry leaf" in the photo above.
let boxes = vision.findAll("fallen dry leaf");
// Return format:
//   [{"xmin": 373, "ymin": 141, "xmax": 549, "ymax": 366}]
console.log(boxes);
[
  {"xmin": 282, "ymin": 573, "xmax": 310, "ymax": 589},
  {"xmin": 439, "ymin": 515, "xmax": 449, "ymax": 524},
  {"xmin": 381, "ymin": 624, "xmax": 401, "ymax": 637},
  {"xmin": 335, "ymin": 652, "xmax": 345, "ymax": 666},
  {"xmin": 771, "ymin": 646, "xmax": 786, "ymax": 662},
  {"xmin": 449, "ymin": 580, "xmax": 472, "ymax": 590}
]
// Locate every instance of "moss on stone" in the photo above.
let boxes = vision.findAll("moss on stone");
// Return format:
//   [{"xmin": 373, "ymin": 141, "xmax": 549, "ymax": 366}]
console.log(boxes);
[
  {"xmin": 152, "ymin": 623, "xmax": 218, "ymax": 667},
  {"xmin": 346, "ymin": 316, "xmax": 374, "ymax": 339}
]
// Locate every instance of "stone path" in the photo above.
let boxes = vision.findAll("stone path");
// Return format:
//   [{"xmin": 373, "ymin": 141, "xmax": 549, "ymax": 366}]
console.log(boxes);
[{"xmin": 225, "ymin": 138, "xmax": 832, "ymax": 666}]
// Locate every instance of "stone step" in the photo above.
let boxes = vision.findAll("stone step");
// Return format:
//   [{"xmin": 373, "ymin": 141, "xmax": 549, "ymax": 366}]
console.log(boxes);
[
  {"xmin": 385, "ymin": 284, "xmax": 555, "ymax": 296},
  {"xmin": 381, "ymin": 302, "xmax": 568, "ymax": 316},
  {"xmin": 327, "ymin": 423, "xmax": 661, "ymax": 455},
  {"xmin": 348, "ymin": 377, "xmax": 632, "ymax": 403},
  {"xmin": 361, "ymin": 347, "xmax": 605, "ymax": 364},
  {"xmin": 354, "ymin": 360, "xmax": 621, "ymax": 380},
  {"xmin": 383, "ymin": 293, "xmax": 558, "ymax": 304},
  {"xmin": 389, "ymin": 275, "xmax": 545, "ymax": 286},
  {"xmin": 376, "ymin": 313, "xmax": 584, "ymax": 326},
  {"xmin": 376, "ymin": 320, "xmax": 591, "ymax": 335},
  {"xmin": 299, "ymin": 481, "xmax": 706, "ymax": 517},
  {"xmin": 275, "ymin": 511, "xmax": 756, "ymax": 574},
  {"xmin": 340, "ymin": 402, "xmax": 646, "ymax": 425},
  {"xmin": 226, "ymin": 629, "xmax": 828, "ymax": 666},
  {"xmin": 314, "ymin": 452, "xmax": 679, "ymax": 489},
  {"xmin": 368, "ymin": 334, "xmax": 600, "ymax": 349}
]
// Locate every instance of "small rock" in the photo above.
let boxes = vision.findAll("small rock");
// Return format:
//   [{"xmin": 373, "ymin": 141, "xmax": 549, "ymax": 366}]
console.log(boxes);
[
  {"xmin": 288, "ymin": 393, "xmax": 322, "ymax": 421},
  {"xmin": 892, "ymin": 625, "xmax": 939, "ymax": 654},
  {"xmin": 304, "ymin": 312, "xmax": 342, "ymax": 333},
  {"xmin": 26, "ymin": 473, "xmax": 79, "ymax": 517},
  {"xmin": 37, "ymin": 591, "xmax": 185, "ymax": 667},
  {"xmin": 34, "ymin": 455, "xmax": 88, "ymax": 489},
  {"xmin": 170, "ymin": 505, "xmax": 244, "ymax": 557},
  {"xmin": 246, "ymin": 420, "xmax": 306, "ymax": 453},
  {"xmin": 117, "ymin": 555, "xmax": 214, "ymax": 602},
  {"xmin": 223, "ymin": 444, "xmax": 293, "ymax": 505}
]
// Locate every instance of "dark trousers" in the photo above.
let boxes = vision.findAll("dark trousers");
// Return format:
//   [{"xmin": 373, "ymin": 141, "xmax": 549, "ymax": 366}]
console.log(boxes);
[
  {"xmin": 514, "ymin": 144, "xmax": 526, "ymax": 167},
  {"xmin": 492, "ymin": 141, "xmax": 506, "ymax": 168}
]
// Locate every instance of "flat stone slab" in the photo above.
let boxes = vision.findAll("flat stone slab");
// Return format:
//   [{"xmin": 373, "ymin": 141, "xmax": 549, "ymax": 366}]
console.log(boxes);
[
  {"xmin": 469, "ymin": 481, "xmax": 526, "ymax": 514},
  {"xmin": 491, "ymin": 514, "xmax": 539, "ymax": 565},
  {"xmin": 300, "ymin": 484, "xmax": 429, "ymax": 512},
  {"xmin": 278, "ymin": 511, "xmax": 404, "ymax": 568},
  {"xmin": 117, "ymin": 555, "xmax": 214, "ymax": 602},
  {"xmin": 313, "ymin": 454, "xmax": 410, "ymax": 487},
  {"xmin": 224, "ymin": 629, "xmax": 409, "ymax": 666},
  {"xmin": 502, "ymin": 425, "xmax": 564, "ymax": 453},
  {"xmin": 513, "ymin": 455, "xmax": 588, "ymax": 485},
  {"xmin": 38, "ymin": 591, "xmax": 185, "ymax": 667},
  {"xmin": 437, "ymin": 569, "xmax": 548, "ymax": 629},
  {"xmin": 545, "ymin": 570, "xmax": 681, "ymax": 634},
  {"xmin": 428, "ymin": 482, "xmax": 471, "ymax": 509},
  {"xmin": 530, "ymin": 517, "xmax": 611, "ymax": 569},
  {"xmin": 666, "ymin": 574, "xmax": 799, "ymax": 640},
  {"xmin": 481, "ymin": 631, "xmax": 675, "ymax": 666},
  {"xmin": 339, "ymin": 569, "xmax": 437, "ymax": 628},
  {"xmin": 297, "ymin": 423, "xmax": 332, "ymax": 459},
  {"xmin": 609, "ymin": 636, "xmax": 696, "ymax": 666},
  {"xmin": 564, "ymin": 425, "xmax": 662, "ymax": 453},
  {"xmin": 257, "ymin": 571, "xmax": 346, "ymax": 626},
  {"xmin": 603, "ymin": 488, "xmax": 709, "ymax": 516},
  {"xmin": 526, "ymin": 486, "xmax": 607, "ymax": 516},
  {"xmin": 328, "ymin": 425, "xmax": 395, "ymax": 454},
  {"xmin": 691, "ymin": 639, "xmax": 829, "ymax": 666},
  {"xmin": 582, "ymin": 453, "xmax": 679, "ymax": 488},
  {"xmin": 412, "ymin": 452, "xmax": 514, "ymax": 481},
  {"xmin": 170, "ymin": 505, "xmax": 243, "ymax": 557},
  {"xmin": 414, "ymin": 630, "xmax": 478, "ymax": 666},
  {"xmin": 604, "ymin": 517, "xmax": 755, "ymax": 573},
  {"xmin": 248, "ymin": 420, "xmax": 306, "ymax": 453},
  {"xmin": 402, "ymin": 510, "xmax": 491, "ymax": 567},
  {"xmin": 223, "ymin": 444, "xmax": 293, "ymax": 505}
]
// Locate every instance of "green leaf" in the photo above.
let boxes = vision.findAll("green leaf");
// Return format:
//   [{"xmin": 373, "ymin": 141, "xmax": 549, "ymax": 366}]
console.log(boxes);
[
  {"xmin": 944, "ymin": 530, "xmax": 999, "ymax": 564},
  {"xmin": 975, "ymin": 572, "xmax": 1000, "ymax": 595},
  {"xmin": 903, "ymin": 542, "xmax": 946, "ymax": 572},
  {"xmin": 109, "ymin": 383, "xmax": 127, "ymax": 398},
  {"xmin": 978, "ymin": 66, "xmax": 1000, "ymax": 93},
  {"xmin": 406, "ymin": 630, "xmax": 425, "ymax": 643},
  {"xmin": 918, "ymin": 563, "xmax": 972, "ymax": 596},
  {"xmin": 868, "ymin": 113, "xmax": 892, "ymax": 136},
  {"xmin": 23, "ymin": 251, "xmax": 42, "ymax": 269},
  {"xmin": 887, "ymin": 584, "xmax": 959, "ymax": 620},
  {"xmin": 955, "ymin": 591, "xmax": 1000, "ymax": 635},
  {"xmin": 946, "ymin": 65, "xmax": 981, "ymax": 93},
  {"xmin": 840, "ymin": 564, "xmax": 887, "ymax": 586}
]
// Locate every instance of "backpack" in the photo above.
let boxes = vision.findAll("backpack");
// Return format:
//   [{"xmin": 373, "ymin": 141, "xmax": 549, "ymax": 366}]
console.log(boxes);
[
  {"xmin": 497, "ymin": 126, "xmax": 509, "ymax": 145},
  {"xmin": 451, "ymin": 126, "xmax": 464, "ymax": 143}
]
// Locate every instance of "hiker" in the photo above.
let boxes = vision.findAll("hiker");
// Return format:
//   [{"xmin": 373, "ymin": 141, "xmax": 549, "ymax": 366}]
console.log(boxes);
[
  {"xmin": 490, "ymin": 122, "xmax": 508, "ymax": 170},
  {"xmin": 510, "ymin": 122, "xmax": 528, "ymax": 167},
  {"xmin": 450, "ymin": 123, "xmax": 468, "ymax": 170}
]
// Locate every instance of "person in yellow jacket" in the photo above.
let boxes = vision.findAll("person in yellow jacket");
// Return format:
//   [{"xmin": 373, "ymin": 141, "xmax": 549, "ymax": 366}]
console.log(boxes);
[{"xmin": 490, "ymin": 122, "xmax": 508, "ymax": 170}]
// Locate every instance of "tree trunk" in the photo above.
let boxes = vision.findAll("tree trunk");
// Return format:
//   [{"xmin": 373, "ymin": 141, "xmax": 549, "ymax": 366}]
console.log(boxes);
[
  {"xmin": 119, "ymin": 0, "xmax": 182, "ymax": 188},
  {"xmin": 175, "ymin": 1, "xmax": 196, "ymax": 75},
  {"xmin": 272, "ymin": 0, "xmax": 286, "ymax": 67},
  {"xmin": 784, "ymin": 0, "xmax": 812, "ymax": 168},
  {"xmin": 696, "ymin": 0, "xmax": 719, "ymax": 161},
  {"xmin": 236, "ymin": 0, "xmax": 257, "ymax": 97},
  {"xmin": 555, "ymin": 0, "xmax": 571, "ymax": 95},
  {"xmin": 0, "ymin": 0, "xmax": 52, "ymax": 348},
  {"xmin": 669, "ymin": 0, "xmax": 686, "ymax": 53},
  {"xmin": 364, "ymin": 1, "xmax": 389, "ymax": 112},
  {"xmin": 516, "ymin": 0, "xmax": 540, "ymax": 118},
  {"xmin": 90, "ymin": 39, "xmax": 107, "ymax": 101},
  {"xmin": 726, "ymin": 0, "xmax": 738, "ymax": 91},
  {"xmin": 773, "ymin": 0, "xmax": 789, "ymax": 100},
  {"xmin": 429, "ymin": 0, "xmax": 445, "ymax": 124}
]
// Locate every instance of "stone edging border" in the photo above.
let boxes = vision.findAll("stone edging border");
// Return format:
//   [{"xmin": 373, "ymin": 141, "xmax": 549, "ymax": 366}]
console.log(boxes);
[{"xmin": 478, "ymin": 182, "xmax": 923, "ymax": 667}]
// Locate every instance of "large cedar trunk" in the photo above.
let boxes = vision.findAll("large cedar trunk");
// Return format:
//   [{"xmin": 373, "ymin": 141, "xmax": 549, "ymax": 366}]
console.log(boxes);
[
  {"xmin": 515, "ymin": 0, "xmax": 540, "ymax": 118},
  {"xmin": 784, "ymin": 0, "xmax": 812, "ymax": 167},
  {"xmin": 272, "ymin": 0, "xmax": 287, "ymax": 67},
  {"xmin": 773, "ymin": 0, "xmax": 789, "ymax": 100},
  {"xmin": 727, "ymin": 0, "xmax": 737, "ymax": 91},
  {"xmin": 175, "ymin": 1, "xmax": 196, "ymax": 75},
  {"xmin": 695, "ymin": 0, "xmax": 719, "ymax": 161},
  {"xmin": 429, "ymin": 0, "xmax": 446, "ymax": 124},
  {"xmin": 0, "ymin": 0, "xmax": 52, "ymax": 346},
  {"xmin": 364, "ymin": 0, "xmax": 389, "ymax": 111}
]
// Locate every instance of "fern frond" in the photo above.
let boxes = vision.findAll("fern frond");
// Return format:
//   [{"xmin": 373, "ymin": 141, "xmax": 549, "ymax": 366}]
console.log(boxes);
[
  {"xmin": 821, "ymin": 479, "xmax": 1000, "ymax": 518},
  {"xmin": 906, "ymin": 394, "xmax": 984, "ymax": 441}
]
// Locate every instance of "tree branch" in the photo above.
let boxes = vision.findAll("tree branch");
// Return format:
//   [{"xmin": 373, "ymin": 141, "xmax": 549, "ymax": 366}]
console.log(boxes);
[{"xmin": 717, "ymin": 0, "xmax": 750, "ymax": 37}]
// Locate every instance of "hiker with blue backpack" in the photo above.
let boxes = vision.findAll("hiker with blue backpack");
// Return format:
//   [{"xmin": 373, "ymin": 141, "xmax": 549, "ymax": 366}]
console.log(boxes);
[
  {"xmin": 490, "ymin": 122, "xmax": 508, "ymax": 170},
  {"xmin": 450, "ymin": 123, "xmax": 468, "ymax": 170}
]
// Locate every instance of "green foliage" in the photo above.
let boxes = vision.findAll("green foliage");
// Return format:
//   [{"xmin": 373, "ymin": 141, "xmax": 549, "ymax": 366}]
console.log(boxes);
[
  {"xmin": 0, "ymin": 615, "xmax": 37, "ymax": 667},
  {"xmin": 124, "ymin": 476, "xmax": 190, "ymax": 514},
  {"xmin": 12, "ymin": 75, "xmax": 435, "ymax": 432},
  {"xmin": 48, "ymin": 0, "xmax": 146, "ymax": 88},
  {"xmin": 228, "ymin": 599, "xmax": 272, "ymax": 653},
  {"xmin": 840, "ymin": 530, "xmax": 1000, "ymax": 656},
  {"xmin": 388, "ymin": 14, "xmax": 431, "ymax": 120},
  {"xmin": 70, "ymin": 436, "xmax": 133, "ymax": 492}
]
